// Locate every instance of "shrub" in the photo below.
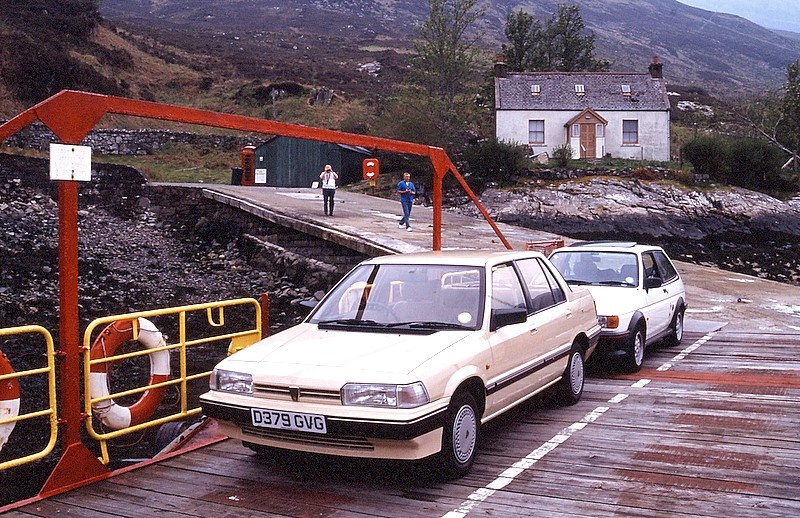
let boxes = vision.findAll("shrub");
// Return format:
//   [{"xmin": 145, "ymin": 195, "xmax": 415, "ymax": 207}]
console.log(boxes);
[
  {"xmin": 681, "ymin": 135, "xmax": 730, "ymax": 180},
  {"xmin": 462, "ymin": 139, "xmax": 528, "ymax": 187},
  {"xmin": 552, "ymin": 144, "xmax": 573, "ymax": 168},
  {"xmin": 728, "ymin": 138, "xmax": 784, "ymax": 188}
]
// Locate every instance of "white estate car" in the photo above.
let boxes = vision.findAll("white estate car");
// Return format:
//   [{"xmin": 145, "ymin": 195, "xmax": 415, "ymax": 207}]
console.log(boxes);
[
  {"xmin": 549, "ymin": 242, "xmax": 686, "ymax": 372},
  {"xmin": 201, "ymin": 250, "xmax": 600, "ymax": 477}
]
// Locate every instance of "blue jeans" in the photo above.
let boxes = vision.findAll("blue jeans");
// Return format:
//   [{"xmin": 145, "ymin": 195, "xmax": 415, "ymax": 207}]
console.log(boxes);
[{"xmin": 399, "ymin": 201, "xmax": 413, "ymax": 227}]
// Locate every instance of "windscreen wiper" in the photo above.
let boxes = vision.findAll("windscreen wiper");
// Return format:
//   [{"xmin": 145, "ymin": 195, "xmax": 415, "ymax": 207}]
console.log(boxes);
[
  {"xmin": 392, "ymin": 321, "xmax": 472, "ymax": 330},
  {"xmin": 317, "ymin": 319, "xmax": 386, "ymax": 327},
  {"xmin": 595, "ymin": 280, "xmax": 633, "ymax": 286}
]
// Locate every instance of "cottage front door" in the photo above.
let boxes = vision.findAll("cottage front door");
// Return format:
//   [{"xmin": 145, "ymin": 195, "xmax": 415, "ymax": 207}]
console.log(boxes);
[{"xmin": 579, "ymin": 123, "xmax": 596, "ymax": 159}]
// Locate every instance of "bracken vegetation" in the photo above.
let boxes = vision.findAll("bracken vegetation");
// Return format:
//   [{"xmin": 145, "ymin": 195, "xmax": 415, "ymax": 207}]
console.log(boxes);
[{"xmin": 0, "ymin": 1, "xmax": 130, "ymax": 105}]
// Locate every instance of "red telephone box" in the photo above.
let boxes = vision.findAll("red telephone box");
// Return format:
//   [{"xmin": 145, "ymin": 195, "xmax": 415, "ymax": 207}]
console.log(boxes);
[{"xmin": 240, "ymin": 146, "xmax": 256, "ymax": 186}]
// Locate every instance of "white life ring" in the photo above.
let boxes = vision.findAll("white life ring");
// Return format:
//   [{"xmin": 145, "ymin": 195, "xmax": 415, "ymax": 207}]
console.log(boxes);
[
  {"xmin": 0, "ymin": 350, "xmax": 20, "ymax": 452},
  {"xmin": 89, "ymin": 318, "xmax": 170, "ymax": 430}
]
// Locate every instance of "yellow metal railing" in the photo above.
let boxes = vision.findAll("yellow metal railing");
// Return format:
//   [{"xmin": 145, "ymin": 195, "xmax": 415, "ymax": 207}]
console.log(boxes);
[
  {"xmin": 83, "ymin": 298, "xmax": 261, "ymax": 464},
  {"xmin": 0, "ymin": 326, "xmax": 58, "ymax": 471}
]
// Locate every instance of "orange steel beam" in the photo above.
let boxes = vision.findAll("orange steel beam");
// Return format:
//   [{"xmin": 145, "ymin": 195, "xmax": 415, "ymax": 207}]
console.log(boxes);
[
  {"xmin": 0, "ymin": 89, "xmax": 511, "ymax": 499},
  {"xmin": 0, "ymin": 90, "xmax": 512, "ymax": 250}
]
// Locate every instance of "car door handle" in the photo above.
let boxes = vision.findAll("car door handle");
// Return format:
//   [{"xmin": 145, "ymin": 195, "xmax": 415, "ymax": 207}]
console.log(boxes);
[{"xmin": 530, "ymin": 327, "xmax": 538, "ymax": 335}]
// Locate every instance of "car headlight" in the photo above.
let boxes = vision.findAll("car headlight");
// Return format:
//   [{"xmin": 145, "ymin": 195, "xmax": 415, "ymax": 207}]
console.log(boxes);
[
  {"xmin": 211, "ymin": 369, "xmax": 253, "ymax": 394},
  {"xmin": 598, "ymin": 315, "xmax": 620, "ymax": 329},
  {"xmin": 342, "ymin": 382, "xmax": 429, "ymax": 409}
]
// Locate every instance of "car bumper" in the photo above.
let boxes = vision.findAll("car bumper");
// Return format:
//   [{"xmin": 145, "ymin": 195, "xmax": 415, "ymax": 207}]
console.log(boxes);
[
  {"xmin": 595, "ymin": 329, "xmax": 632, "ymax": 356},
  {"xmin": 201, "ymin": 397, "xmax": 448, "ymax": 461}
]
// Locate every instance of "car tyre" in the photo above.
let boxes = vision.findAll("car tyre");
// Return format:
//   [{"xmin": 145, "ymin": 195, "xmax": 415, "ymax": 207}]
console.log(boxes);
[
  {"xmin": 663, "ymin": 307, "xmax": 684, "ymax": 347},
  {"xmin": 623, "ymin": 325, "xmax": 645, "ymax": 373},
  {"xmin": 439, "ymin": 391, "xmax": 479, "ymax": 479},
  {"xmin": 152, "ymin": 420, "xmax": 190, "ymax": 454},
  {"xmin": 556, "ymin": 344, "xmax": 584, "ymax": 405}
]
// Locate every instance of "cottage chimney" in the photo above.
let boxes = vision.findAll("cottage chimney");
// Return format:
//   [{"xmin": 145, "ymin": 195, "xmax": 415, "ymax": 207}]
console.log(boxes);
[
  {"xmin": 649, "ymin": 55, "xmax": 663, "ymax": 79},
  {"xmin": 494, "ymin": 55, "xmax": 508, "ymax": 78}
]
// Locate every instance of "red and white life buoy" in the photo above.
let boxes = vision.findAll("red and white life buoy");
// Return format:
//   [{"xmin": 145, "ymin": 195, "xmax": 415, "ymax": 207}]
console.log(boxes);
[
  {"xmin": 89, "ymin": 318, "xmax": 170, "ymax": 430},
  {"xmin": 0, "ymin": 350, "xmax": 20, "ymax": 452}
]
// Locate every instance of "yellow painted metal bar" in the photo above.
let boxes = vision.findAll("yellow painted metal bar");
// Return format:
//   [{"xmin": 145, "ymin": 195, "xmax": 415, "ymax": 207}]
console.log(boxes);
[
  {"xmin": 82, "ymin": 298, "xmax": 261, "ymax": 464},
  {"xmin": 0, "ymin": 326, "xmax": 59, "ymax": 471}
]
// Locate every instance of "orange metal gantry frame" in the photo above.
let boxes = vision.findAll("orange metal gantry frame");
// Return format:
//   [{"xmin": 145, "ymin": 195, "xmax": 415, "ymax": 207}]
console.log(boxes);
[{"xmin": 0, "ymin": 90, "xmax": 511, "ymax": 498}]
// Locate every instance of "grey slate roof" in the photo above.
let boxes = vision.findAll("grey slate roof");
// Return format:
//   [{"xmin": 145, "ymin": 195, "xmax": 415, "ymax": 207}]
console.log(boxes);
[{"xmin": 495, "ymin": 72, "xmax": 670, "ymax": 111}]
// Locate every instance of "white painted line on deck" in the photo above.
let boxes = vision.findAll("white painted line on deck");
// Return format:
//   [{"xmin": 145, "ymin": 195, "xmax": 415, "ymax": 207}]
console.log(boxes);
[
  {"xmin": 442, "ymin": 407, "xmax": 610, "ymax": 518},
  {"xmin": 442, "ymin": 331, "xmax": 717, "ymax": 518}
]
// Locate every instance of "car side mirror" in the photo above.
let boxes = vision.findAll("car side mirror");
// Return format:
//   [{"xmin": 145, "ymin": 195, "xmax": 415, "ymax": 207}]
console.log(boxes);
[
  {"xmin": 644, "ymin": 276, "xmax": 662, "ymax": 290},
  {"xmin": 490, "ymin": 307, "xmax": 528, "ymax": 332}
]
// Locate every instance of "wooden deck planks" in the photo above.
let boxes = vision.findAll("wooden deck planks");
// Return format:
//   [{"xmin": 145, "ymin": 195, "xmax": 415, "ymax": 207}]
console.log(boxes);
[{"xmin": 7, "ymin": 329, "xmax": 800, "ymax": 517}]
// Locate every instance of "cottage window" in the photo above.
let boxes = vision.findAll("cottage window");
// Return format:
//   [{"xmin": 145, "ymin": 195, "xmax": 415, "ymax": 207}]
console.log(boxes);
[
  {"xmin": 575, "ymin": 84, "xmax": 585, "ymax": 95},
  {"xmin": 623, "ymin": 120, "xmax": 638, "ymax": 144},
  {"xmin": 530, "ymin": 84, "xmax": 541, "ymax": 96},
  {"xmin": 596, "ymin": 124, "xmax": 604, "ymax": 138},
  {"xmin": 621, "ymin": 84, "xmax": 631, "ymax": 96},
  {"xmin": 529, "ymin": 120, "xmax": 545, "ymax": 145},
  {"xmin": 571, "ymin": 124, "xmax": 580, "ymax": 138}
]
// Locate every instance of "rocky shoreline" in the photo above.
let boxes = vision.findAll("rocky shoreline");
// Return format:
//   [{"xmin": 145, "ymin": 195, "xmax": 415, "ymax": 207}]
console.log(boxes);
[{"xmin": 451, "ymin": 178, "xmax": 800, "ymax": 286}]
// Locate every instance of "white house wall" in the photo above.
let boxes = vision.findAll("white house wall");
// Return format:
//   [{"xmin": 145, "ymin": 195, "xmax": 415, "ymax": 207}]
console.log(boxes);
[{"xmin": 496, "ymin": 109, "xmax": 670, "ymax": 161}]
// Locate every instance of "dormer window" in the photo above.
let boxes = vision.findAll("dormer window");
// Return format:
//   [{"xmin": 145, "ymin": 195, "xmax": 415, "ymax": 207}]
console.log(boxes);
[
  {"xmin": 621, "ymin": 84, "xmax": 631, "ymax": 96},
  {"xmin": 530, "ymin": 84, "xmax": 541, "ymax": 96},
  {"xmin": 575, "ymin": 84, "xmax": 585, "ymax": 96}
]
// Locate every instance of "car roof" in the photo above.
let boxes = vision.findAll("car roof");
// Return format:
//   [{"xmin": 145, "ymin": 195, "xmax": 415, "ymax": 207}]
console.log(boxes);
[
  {"xmin": 363, "ymin": 249, "xmax": 547, "ymax": 267},
  {"xmin": 551, "ymin": 241, "xmax": 665, "ymax": 254}
]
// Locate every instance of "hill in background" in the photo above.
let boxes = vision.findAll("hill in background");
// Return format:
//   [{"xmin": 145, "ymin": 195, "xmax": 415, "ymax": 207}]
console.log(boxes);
[
  {"xmin": 98, "ymin": 0, "xmax": 800, "ymax": 94},
  {"xmin": 2, "ymin": 0, "xmax": 799, "ymax": 128}
]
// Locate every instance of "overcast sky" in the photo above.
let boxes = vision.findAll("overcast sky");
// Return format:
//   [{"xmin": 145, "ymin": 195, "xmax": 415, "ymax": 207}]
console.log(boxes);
[{"xmin": 677, "ymin": 0, "xmax": 800, "ymax": 33}]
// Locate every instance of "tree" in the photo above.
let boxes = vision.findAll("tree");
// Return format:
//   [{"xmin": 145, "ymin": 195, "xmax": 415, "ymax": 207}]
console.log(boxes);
[
  {"xmin": 545, "ymin": 5, "xmax": 610, "ymax": 72},
  {"xmin": 401, "ymin": 0, "xmax": 489, "ymax": 151},
  {"xmin": 502, "ymin": 10, "xmax": 544, "ymax": 72},
  {"xmin": 733, "ymin": 59, "xmax": 800, "ymax": 173},
  {"xmin": 502, "ymin": 4, "xmax": 610, "ymax": 72},
  {"xmin": 411, "ymin": 0, "xmax": 485, "ymax": 110},
  {"xmin": 782, "ymin": 59, "xmax": 800, "ymax": 169}
]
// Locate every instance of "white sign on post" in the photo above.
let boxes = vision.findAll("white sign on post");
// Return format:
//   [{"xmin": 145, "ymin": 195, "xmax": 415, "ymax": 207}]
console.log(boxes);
[{"xmin": 49, "ymin": 143, "xmax": 92, "ymax": 182}]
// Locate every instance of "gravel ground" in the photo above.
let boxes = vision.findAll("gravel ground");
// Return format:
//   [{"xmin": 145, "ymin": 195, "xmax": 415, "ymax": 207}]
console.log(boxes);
[{"xmin": 0, "ymin": 178, "xmax": 311, "ymax": 505}]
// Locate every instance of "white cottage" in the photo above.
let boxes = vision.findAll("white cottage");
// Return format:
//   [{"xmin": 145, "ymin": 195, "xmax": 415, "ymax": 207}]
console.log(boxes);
[{"xmin": 494, "ymin": 58, "xmax": 671, "ymax": 161}]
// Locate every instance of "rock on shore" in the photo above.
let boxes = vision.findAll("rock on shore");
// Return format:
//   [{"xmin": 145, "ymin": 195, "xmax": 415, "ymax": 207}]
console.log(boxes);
[{"xmin": 453, "ymin": 178, "xmax": 800, "ymax": 285}]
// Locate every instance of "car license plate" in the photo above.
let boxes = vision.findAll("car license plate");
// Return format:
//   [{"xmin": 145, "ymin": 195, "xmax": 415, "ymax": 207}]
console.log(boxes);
[{"xmin": 250, "ymin": 408, "xmax": 327, "ymax": 434}]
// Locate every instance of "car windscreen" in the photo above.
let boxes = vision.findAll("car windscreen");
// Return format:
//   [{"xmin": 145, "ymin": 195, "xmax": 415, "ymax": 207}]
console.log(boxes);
[
  {"xmin": 549, "ymin": 251, "xmax": 639, "ymax": 287},
  {"xmin": 308, "ymin": 263, "xmax": 485, "ymax": 330}
]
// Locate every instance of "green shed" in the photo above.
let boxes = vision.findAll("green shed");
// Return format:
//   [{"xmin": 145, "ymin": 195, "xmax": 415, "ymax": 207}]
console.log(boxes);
[{"xmin": 251, "ymin": 136, "xmax": 372, "ymax": 187}]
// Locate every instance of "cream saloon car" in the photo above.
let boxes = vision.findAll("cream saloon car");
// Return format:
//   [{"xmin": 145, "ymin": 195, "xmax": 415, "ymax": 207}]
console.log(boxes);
[{"xmin": 201, "ymin": 250, "xmax": 600, "ymax": 477}]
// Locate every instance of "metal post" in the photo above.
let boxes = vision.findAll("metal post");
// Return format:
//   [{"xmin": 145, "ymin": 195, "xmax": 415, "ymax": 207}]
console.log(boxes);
[
  {"xmin": 260, "ymin": 292, "xmax": 270, "ymax": 339},
  {"xmin": 39, "ymin": 181, "xmax": 110, "ymax": 497}
]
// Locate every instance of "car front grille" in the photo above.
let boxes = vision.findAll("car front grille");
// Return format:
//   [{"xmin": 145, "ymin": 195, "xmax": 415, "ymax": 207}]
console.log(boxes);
[
  {"xmin": 241, "ymin": 425, "xmax": 374, "ymax": 451},
  {"xmin": 254, "ymin": 383, "xmax": 341, "ymax": 403}
]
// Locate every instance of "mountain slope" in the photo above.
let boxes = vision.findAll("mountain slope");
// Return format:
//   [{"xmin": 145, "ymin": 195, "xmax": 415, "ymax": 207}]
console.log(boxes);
[{"xmin": 99, "ymin": 0, "xmax": 800, "ymax": 95}]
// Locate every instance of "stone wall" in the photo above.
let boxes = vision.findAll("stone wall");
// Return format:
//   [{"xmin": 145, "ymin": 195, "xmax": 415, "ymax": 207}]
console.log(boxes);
[
  {"xmin": 2, "ymin": 122, "xmax": 251, "ymax": 155},
  {"xmin": 141, "ymin": 185, "xmax": 365, "ymax": 293}
]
